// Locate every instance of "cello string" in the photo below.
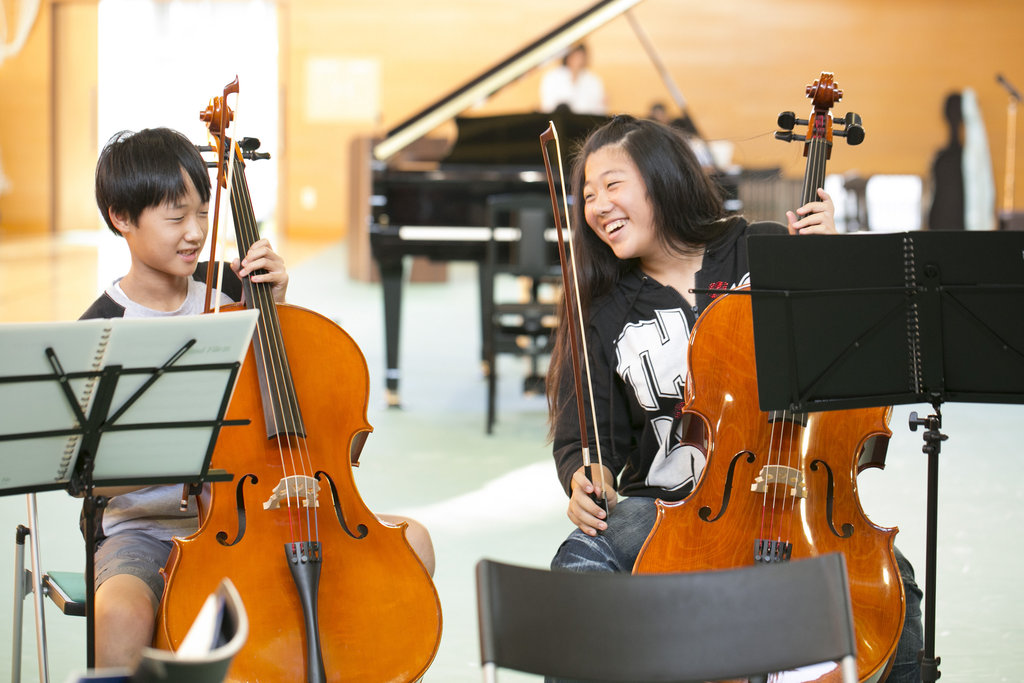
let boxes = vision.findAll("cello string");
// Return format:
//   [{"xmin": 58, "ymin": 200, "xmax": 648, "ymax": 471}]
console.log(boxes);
[
  {"xmin": 782, "ymin": 133, "xmax": 828, "ymax": 547},
  {"xmin": 229, "ymin": 150, "xmax": 313, "ymax": 543},
  {"xmin": 234, "ymin": 157, "xmax": 319, "ymax": 543},
  {"xmin": 235, "ymin": 151, "xmax": 321, "ymax": 546},
  {"xmin": 780, "ymin": 412, "xmax": 798, "ymax": 547},
  {"xmin": 761, "ymin": 406, "xmax": 782, "ymax": 544}
]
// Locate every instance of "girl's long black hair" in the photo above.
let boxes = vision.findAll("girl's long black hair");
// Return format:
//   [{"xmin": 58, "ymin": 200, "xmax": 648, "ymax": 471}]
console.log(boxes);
[{"xmin": 545, "ymin": 114, "xmax": 735, "ymax": 436}]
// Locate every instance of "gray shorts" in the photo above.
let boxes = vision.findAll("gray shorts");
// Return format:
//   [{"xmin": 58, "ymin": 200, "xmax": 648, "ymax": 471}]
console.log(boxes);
[{"xmin": 94, "ymin": 530, "xmax": 173, "ymax": 600}]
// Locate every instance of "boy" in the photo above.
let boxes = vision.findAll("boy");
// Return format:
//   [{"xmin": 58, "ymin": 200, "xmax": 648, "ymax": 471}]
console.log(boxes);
[
  {"xmin": 84, "ymin": 128, "xmax": 434, "ymax": 669},
  {"xmin": 82, "ymin": 127, "xmax": 290, "ymax": 668}
]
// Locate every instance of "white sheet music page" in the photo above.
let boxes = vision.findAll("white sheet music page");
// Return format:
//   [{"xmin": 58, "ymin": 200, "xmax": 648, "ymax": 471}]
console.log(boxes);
[
  {"xmin": 90, "ymin": 309, "xmax": 258, "ymax": 484},
  {"xmin": 0, "ymin": 319, "xmax": 112, "ymax": 490},
  {"xmin": 0, "ymin": 310, "xmax": 258, "ymax": 493}
]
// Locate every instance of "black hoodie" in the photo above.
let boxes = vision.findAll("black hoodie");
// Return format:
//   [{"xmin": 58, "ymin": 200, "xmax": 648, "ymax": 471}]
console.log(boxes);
[{"xmin": 552, "ymin": 217, "xmax": 787, "ymax": 500}]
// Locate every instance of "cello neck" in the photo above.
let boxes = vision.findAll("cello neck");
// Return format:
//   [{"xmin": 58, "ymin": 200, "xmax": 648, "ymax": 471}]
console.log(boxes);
[{"xmin": 801, "ymin": 132, "xmax": 829, "ymax": 206}]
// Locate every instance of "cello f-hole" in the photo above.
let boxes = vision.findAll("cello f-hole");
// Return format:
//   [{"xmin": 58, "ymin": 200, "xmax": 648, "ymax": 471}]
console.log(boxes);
[
  {"xmin": 216, "ymin": 473, "xmax": 258, "ymax": 546},
  {"xmin": 810, "ymin": 459, "xmax": 855, "ymax": 539},
  {"xmin": 315, "ymin": 470, "xmax": 369, "ymax": 540},
  {"xmin": 698, "ymin": 451, "xmax": 757, "ymax": 522}
]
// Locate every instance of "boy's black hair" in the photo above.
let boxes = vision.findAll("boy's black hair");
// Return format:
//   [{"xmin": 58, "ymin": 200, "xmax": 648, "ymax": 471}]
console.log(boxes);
[{"xmin": 95, "ymin": 127, "xmax": 212, "ymax": 237}]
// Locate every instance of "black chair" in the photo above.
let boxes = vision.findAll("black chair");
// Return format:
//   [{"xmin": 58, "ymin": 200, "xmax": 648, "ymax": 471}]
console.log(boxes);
[
  {"xmin": 482, "ymin": 193, "xmax": 560, "ymax": 434},
  {"xmin": 476, "ymin": 554, "xmax": 859, "ymax": 683}
]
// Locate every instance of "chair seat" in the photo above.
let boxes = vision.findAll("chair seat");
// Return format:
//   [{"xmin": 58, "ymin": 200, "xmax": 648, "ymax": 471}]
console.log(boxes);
[
  {"xmin": 492, "ymin": 301, "xmax": 556, "ymax": 317},
  {"xmin": 44, "ymin": 570, "xmax": 87, "ymax": 617},
  {"xmin": 493, "ymin": 303, "xmax": 556, "ymax": 338}
]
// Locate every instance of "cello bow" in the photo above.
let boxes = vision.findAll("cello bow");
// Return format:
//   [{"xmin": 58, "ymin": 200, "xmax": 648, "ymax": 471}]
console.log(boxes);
[{"xmin": 539, "ymin": 122, "xmax": 610, "ymax": 515}]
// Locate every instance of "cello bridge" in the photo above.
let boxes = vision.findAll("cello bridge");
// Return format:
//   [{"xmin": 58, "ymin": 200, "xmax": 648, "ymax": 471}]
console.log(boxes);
[
  {"xmin": 751, "ymin": 465, "xmax": 806, "ymax": 498},
  {"xmin": 264, "ymin": 475, "xmax": 320, "ymax": 510}
]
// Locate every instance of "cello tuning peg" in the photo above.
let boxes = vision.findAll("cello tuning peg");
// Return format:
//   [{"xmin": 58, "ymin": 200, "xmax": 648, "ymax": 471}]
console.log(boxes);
[
  {"xmin": 835, "ymin": 112, "xmax": 865, "ymax": 146},
  {"xmin": 777, "ymin": 111, "xmax": 796, "ymax": 130},
  {"xmin": 238, "ymin": 137, "xmax": 262, "ymax": 152},
  {"xmin": 776, "ymin": 111, "xmax": 809, "ymax": 131},
  {"xmin": 237, "ymin": 137, "xmax": 272, "ymax": 161},
  {"xmin": 774, "ymin": 130, "xmax": 800, "ymax": 143}
]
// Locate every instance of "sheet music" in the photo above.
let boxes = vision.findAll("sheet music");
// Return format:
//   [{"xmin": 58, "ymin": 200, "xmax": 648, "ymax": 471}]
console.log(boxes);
[
  {"xmin": 0, "ymin": 310, "xmax": 258, "ymax": 493},
  {"xmin": 0, "ymin": 319, "xmax": 111, "ymax": 488},
  {"xmin": 91, "ymin": 312, "xmax": 256, "ymax": 480},
  {"xmin": 0, "ymin": 319, "xmax": 110, "ymax": 432}
]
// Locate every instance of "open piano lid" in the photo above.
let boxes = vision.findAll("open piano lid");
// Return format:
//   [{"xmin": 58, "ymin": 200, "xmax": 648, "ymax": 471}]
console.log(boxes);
[
  {"xmin": 371, "ymin": 0, "xmax": 643, "ymax": 162},
  {"xmin": 444, "ymin": 111, "xmax": 610, "ymax": 165}
]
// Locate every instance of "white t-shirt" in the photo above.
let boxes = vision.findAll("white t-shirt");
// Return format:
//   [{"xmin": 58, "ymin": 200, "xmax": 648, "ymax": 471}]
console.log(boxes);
[
  {"xmin": 100, "ymin": 277, "xmax": 233, "ymax": 540},
  {"xmin": 540, "ymin": 66, "xmax": 607, "ymax": 115}
]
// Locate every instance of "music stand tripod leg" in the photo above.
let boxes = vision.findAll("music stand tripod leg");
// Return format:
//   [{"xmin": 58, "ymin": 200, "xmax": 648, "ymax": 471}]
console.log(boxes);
[{"xmin": 909, "ymin": 405, "xmax": 948, "ymax": 683}]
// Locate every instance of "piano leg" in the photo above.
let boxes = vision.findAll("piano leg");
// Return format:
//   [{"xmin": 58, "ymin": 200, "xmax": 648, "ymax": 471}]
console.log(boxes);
[
  {"xmin": 378, "ymin": 254, "xmax": 405, "ymax": 408},
  {"xmin": 480, "ymin": 247, "xmax": 494, "ymax": 376}
]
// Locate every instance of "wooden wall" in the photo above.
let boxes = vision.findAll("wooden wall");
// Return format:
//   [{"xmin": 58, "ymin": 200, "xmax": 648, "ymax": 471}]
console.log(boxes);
[
  {"xmin": 1, "ymin": 0, "xmax": 1022, "ymax": 239},
  {"xmin": 0, "ymin": 1, "xmax": 55, "ymax": 234}
]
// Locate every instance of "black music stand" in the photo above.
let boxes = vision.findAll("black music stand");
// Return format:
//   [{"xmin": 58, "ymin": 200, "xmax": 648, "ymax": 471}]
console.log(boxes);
[
  {"xmin": 745, "ymin": 230, "xmax": 1024, "ymax": 683},
  {"xmin": 0, "ymin": 311, "xmax": 259, "ymax": 671}
]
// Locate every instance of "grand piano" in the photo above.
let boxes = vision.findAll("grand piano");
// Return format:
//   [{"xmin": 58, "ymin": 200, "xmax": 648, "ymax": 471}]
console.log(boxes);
[
  {"xmin": 360, "ymin": 0, "xmax": 650, "ymax": 406},
  {"xmin": 360, "ymin": 0, "xmax": 757, "ymax": 406}
]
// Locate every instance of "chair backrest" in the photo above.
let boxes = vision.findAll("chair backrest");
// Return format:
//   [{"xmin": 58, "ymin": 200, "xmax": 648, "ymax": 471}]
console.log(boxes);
[
  {"xmin": 485, "ymin": 193, "xmax": 556, "ymax": 280},
  {"xmin": 476, "ymin": 553, "xmax": 858, "ymax": 683}
]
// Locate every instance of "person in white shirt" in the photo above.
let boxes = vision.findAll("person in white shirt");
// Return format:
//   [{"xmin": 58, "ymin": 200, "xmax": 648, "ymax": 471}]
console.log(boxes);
[{"xmin": 540, "ymin": 42, "xmax": 607, "ymax": 116}]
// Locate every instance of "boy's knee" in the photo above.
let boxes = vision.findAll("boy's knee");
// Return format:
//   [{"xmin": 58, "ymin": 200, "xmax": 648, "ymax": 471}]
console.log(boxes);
[
  {"xmin": 378, "ymin": 513, "xmax": 435, "ymax": 577},
  {"xmin": 95, "ymin": 573, "xmax": 159, "ymax": 625}
]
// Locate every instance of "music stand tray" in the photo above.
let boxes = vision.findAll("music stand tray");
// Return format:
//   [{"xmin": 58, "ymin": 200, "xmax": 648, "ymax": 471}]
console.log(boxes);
[{"xmin": 747, "ymin": 230, "xmax": 1024, "ymax": 414}]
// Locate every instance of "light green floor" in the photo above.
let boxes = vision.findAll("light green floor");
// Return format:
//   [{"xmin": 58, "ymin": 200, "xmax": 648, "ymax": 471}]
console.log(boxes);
[{"xmin": 2, "ymin": 242, "xmax": 1023, "ymax": 682}]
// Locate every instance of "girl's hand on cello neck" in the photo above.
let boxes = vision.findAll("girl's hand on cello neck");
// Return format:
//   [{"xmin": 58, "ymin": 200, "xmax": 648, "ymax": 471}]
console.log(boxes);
[
  {"xmin": 786, "ymin": 188, "xmax": 837, "ymax": 235},
  {"xmin": 233, "ymin": 238, "xmax": 289, "ymax": 303},
  {"xmin": 567, "ymin": 464, "xmax": 617, "ymax": 537}
]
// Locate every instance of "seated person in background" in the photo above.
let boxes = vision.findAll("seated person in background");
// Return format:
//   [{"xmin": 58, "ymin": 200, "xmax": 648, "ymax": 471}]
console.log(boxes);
[
  {"xmin": 646, "ymin": 101, "xmax": 671, "ymax": 124},
  {"xmin": 647, "ymin": 100, "xmax": 716, "ymax": 169},
  {"xmin": 83, "ymin": 127, "xmax": 434, "ymax": 669},
  {"xmin": 540, "ymin": 42, "xmax": 607, "ymax": 115}
]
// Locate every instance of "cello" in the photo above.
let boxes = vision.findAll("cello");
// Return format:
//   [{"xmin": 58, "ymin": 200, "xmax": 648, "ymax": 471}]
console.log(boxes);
[
  {"xmin": 154, "ymin": 80, "xmax": 442, "ymax": 682},
  {"xmin": 632, "ymin": 73, "xmax": 904, "ymax": 683}
]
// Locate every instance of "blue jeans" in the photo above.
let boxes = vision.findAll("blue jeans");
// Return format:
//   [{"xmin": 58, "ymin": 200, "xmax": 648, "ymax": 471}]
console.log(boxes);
[{"xmin": 551, "ymin": 496, "xmax": 924, "ymax": 682}]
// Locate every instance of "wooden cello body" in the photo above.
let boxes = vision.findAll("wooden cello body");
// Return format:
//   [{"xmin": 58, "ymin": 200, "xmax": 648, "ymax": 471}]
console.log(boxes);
[
  {"xmin": 634, "ymin": 73, "xmax": 903, "ymax": 683},
  {"xmin": 632, "ymin": 290, "xmax": 903, "ymax": 682},
  {"xmin": 154, "ymin": 83, "xmax": 442, "ymax": 682},
  {"xmin": 155, "ymin": 304, "xmax": 442, "ymax": 682}
]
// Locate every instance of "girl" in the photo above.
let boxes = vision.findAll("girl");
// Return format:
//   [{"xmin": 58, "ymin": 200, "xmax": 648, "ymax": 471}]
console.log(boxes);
[{"xmin": 546, "ymin": 115, "xmax": 922, "ymax": 682}]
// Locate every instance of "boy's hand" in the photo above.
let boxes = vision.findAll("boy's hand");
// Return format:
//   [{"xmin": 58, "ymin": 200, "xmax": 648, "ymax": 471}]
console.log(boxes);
[
  {"xmin": 786, "ymin": 188, "xmax": 837, "ymax": 235},
  {"xmin": 233, "ymin": 238, "xmax": 289, "ymax": 303}
]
